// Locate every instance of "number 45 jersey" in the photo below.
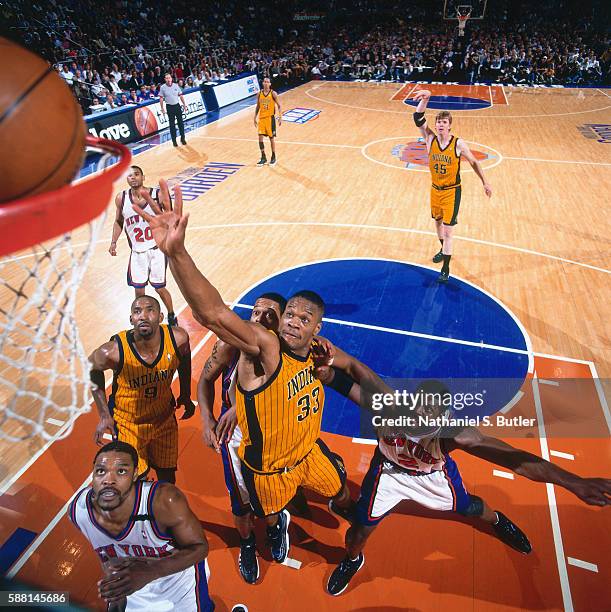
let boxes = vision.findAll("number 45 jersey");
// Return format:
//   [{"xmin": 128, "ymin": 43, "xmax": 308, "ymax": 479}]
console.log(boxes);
[{"xmin": 109, "ymin": 324, "xmax": 180, "ymax": 424}]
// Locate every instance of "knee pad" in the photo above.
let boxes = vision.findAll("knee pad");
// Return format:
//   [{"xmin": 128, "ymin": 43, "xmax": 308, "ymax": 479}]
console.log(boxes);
[{"xmin": 458, "ymin": 494, "xmax": 484, "ymax": 517}]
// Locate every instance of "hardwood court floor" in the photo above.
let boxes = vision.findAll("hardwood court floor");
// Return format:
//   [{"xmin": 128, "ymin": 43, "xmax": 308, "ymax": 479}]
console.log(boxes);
[{"xmin": 1, "ymin": 82, "xmax": 610, "ymax": 610}]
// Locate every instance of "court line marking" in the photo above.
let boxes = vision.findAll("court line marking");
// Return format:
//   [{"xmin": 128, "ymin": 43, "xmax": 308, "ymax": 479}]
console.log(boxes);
[
  {"xmin": 45, "ymin": 418, "xmax": 64, "ymax": 427},
  {"xmin": 532, "ymin": 376, "xmax": 574, "ymax": 612},
  {"xmin": 587, "ymin": 362, "xmax": 611, "ymax": 434},
  {"xmin": 6, "ymin": 473, "xmax": 92, "ymax": 579},
  {"xmin": 6, "ymin": 220, "xmax": 610, "ymax": 276},
  {"xmin": 305, "ymin": 82, "xmax": 611, "ymax": 119},
  {"xmin": 389, "ymin": 84, "xmax": 412, "ymax": 102},
  {"xmin": 499, "ymin": 85, "xmax": 509, "ymax": 106},
  {"xmin": 352, "ymin": 437, "xmax": 377, "ymax": 445},
  {"xmin": 503, "ymin": 155, "xmax": 611, "ymax": 167},
  {"xmin": 492, "ymin": 469, "xmax": 514, "ymax": 480},
  {"xmin": 499, "ymin": 390, "xmax": 524, "ymax": 414},
  {"xmin": 550, "ymin": 450, "xmax": 575, "ymax": 461},
  {"xmin": 596, "ymin": 89, "xmax": 611, "ymax": 99},
  {"xmin": 566, "ymin": 557, "xmax": 598, "ymax": 573},
  {"xmin": 488, "ymin": 85, "xmax": 494, "ymax": 110},
  {"xmin": 195, "ymin": 134, "xmax": 360, "ymax": 150},
  {"xmin": 539, "ymin": 379, "xmax": 560, "ymax": 386},
  {"xmin": 360, "ymin": 135, "xmax": 504, "ymax": 173}
]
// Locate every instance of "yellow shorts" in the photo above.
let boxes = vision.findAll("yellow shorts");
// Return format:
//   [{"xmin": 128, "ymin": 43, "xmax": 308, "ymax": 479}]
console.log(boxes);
[
  {"xmin": 258, "ymin": 115, "xmax": 276, "ymax": 138},
  {"xmin": 430, "ymin": 185, "xmax": 461, "ymax": 226},
  {"xmin": 241, "ymin": 438, "xmax": 346, "ymax": 517},
  {"xmin": 114, "ymin": 412, "xmax": 178, "ymax": 475}
]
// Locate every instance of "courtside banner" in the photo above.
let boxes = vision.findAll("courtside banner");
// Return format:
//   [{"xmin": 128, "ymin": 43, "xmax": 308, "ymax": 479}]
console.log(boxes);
[
  {"xmin": 204, "ymin": 73, "xmax": 260, "ymax": 109},
  {"xmin": 85, "ymin": 89, "xmax": 206, "ymax": 144}
]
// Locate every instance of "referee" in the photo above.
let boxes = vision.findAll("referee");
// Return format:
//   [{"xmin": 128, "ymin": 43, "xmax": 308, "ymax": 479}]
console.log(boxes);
[{"xmin": 159, "ymin": 73, "xmax": 187, "ymax": 147}]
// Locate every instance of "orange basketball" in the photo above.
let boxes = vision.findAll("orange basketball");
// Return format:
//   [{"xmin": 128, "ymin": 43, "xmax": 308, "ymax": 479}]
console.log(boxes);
[
  {"xmin": 0, "ymin": 37, "xmax": 86, "ymax": 203},
  {"xmin": 134, "ymin": 106, "xmax": 159, "ymax": 137}
]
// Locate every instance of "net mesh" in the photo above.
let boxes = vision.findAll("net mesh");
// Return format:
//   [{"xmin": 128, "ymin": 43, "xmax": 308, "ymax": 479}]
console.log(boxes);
[{"xmin": 0, "ymin": 147, "xmax": 121, "ymax": 443}]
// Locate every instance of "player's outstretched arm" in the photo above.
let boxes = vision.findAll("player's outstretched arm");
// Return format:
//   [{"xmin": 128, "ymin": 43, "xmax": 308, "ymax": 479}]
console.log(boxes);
[
  {"xmin": 457, "ymin": 140, "xmax": 492, "ymax": 197},
  {"xmin": 133, "ymin": 182, "xmax": 279, "ymax": 363},
  {"xmin": 450, "ymin": 428, "xmax": 611, "ymax": 506},
  {"xmin": 411, "ymin": 89, "xmax": 435, "ymax": 142},
  {"xmin": 88, "ymin": 341, "xmax": 120, "ymax": 445},
  {"xmin": 98, "ymin": 484, "xmax": 208, "ymax": 603},
  {"xmin": 197, "ymin": 339, "xmax": 236, "ymax": 452}
]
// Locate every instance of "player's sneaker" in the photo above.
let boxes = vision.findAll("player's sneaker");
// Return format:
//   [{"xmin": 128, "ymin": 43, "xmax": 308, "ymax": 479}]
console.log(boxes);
[
  {"xmin": 238, "ymin": 534, "xmax": 259, "ymax": 584},
  {"xmin": 167, "ymin": 312, "xmax": 178, "ymax": 326},
  {"xmin": 432, "ymin": 249, "xmax": 444, "ymax": 263},
  {"xmin": 257, "ymin": 156, "xmax": 267, "ymax": 166},
  {"xmin": 327, "ymin": 553, "xmax": 364, "ymax": 596},
  {"xmin": 269, "ymin": 155, "xmax": 277, "ymax": 166},
  {"xmin": 267, "ymin": 509, "xmax": 290, "ymax": 563},
  {"xmin": 328, "ymin": 499, "xmax": 356, "ymax": 522},
  {"xmin": 437, "ymin": 269, "xmax": 449, "ymax": 283},
  {"xmin": 492, "ymin": 511, "xmax": 532, "ymax": 554}
]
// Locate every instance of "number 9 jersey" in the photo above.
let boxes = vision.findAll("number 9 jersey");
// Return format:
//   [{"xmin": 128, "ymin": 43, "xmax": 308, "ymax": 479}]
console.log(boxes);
[{"xmin": 109, "ymin": 324, "xmax": 180, "ymax": 425}]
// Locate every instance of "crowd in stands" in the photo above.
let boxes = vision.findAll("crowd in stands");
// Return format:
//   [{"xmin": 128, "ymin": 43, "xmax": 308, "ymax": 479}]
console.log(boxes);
[{"xmin": 2, "ymin": 0, "xmax": 609, "ymax": 115}]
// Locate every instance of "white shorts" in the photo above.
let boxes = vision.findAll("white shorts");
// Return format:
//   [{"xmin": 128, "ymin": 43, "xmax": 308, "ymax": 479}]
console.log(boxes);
[
  {"xmin": 128, "ymin": 248, "xmax": 167, "ymax": 288},
  {"xmin": 220, "ymin": 422, "xmax": 251, "ymax": 516},
  {"xmin": 126, "ymin": 559, "xmax": 212, "ymax": 611},
  {"xmin": 356, "ymin": 448, "xmax": 470, "ymax": 526}
]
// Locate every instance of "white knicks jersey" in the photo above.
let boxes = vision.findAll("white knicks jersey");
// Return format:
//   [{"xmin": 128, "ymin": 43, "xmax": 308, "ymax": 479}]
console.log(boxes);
[
  {"xmin": 122, "ymin": 188, "xmax": 160, "ymax": 253},
  {"xmin": 378, "ymin": 432, "xmax": 446, "ymax": 474}
]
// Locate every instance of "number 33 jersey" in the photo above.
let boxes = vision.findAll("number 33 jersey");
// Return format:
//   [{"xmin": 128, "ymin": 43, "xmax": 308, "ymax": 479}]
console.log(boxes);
[
  {"xmin": 121, "ymin": 187, "xmax": 160, "ymax": 253},
  {"xmin": 109, "ymin": 324, "xmax": 180, "ymax": 424},
  {"xmin": 236, "ymin": 342, "xmax": 325, "ymax": 473}
]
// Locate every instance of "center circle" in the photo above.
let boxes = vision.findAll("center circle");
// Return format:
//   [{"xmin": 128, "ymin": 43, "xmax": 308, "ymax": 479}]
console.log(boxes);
[{"xmin": 361, "ymin": 136, "xmax": 503, "ymax": 172}]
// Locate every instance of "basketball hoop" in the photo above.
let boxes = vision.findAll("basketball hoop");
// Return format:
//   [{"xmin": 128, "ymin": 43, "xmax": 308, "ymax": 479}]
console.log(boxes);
[{"xmin": 0, "ymin": 137, "xmax": 131, "ymax": 444}]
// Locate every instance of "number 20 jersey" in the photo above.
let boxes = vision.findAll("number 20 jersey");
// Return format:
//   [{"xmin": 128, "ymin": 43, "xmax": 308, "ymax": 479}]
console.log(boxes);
[
  {"xmin": 109, "ymin": 325, "xmax": 180, "ymax": 424},
  {"xmin": 121, "ymin": 188, "xmax": 159, "ymax": 253}
]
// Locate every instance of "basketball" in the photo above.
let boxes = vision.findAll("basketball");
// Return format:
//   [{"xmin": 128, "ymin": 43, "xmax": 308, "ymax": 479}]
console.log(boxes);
[
  {"xmin": 0, "ymin": 37, "xmax": 85, "ymax": 204},
  {"xmin": 134, "ymin": 106, "xmax": 159, "ymax": 137}
]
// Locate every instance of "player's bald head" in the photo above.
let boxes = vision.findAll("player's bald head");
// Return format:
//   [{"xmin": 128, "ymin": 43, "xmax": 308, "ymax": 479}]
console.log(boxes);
[{"xmin": 131, "ymin": 295, "xmax": 161, "ymax": 312}]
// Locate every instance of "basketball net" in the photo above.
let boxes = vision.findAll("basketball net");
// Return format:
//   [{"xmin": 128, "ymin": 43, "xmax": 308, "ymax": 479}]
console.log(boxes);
[{"xmin": 0, "ymin": 138, "xmax": 130, "ymax": 444}]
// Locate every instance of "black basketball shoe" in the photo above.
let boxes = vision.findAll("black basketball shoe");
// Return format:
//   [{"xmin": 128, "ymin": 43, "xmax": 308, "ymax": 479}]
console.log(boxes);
[
  {"xmin": 432, "ymin": 249, "xmax": 444, "ymax": 263},
  {"xmin": 492, "ymin": 511, "xmax": 532, "ymax": 554},
  {"xmin": 238, "ymin": 534, "xmax": 259, "ymax": 584},
  {"xmin": 327, "ymin": 553, "xmax": 365, "ymax": 596},
  {"xmin": 267, "ymin": 509, "xmax": 290, "ymax": 563}
]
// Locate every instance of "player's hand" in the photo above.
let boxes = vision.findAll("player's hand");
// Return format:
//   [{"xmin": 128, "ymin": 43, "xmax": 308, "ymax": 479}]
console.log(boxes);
[
  {"xmin": 182, "ymin": 105, "xmax": 187, "ymax": 113},
  {"xmin": 253, "ymin": 117, "xmax": 258, "ymax": 128},
  {"xmin": 216, "ymin": 407, "xmax": 237, "ymax": 445},
  {"xmin": 276, "ymin": 114, "xmax": 282, "ymax": 126},
  {"xmin": 412, "ymin": 89, "xmax": 431, "ymax": 101},
  {"xmin": 568, "ymin": 477, "xmax": 611, "ymax": 506},
  {"xmin": 177, "ymin": 395, "xmax": 196, "ymax": 420},
  {"xmin": 483, "ymin": 183, "xmax": 492, "ymax": 198},
  {"xmin": 311, "ymin": 336, "xmax": 335, "ymax": 367},
  {"xmin": 202, "ymin": 413, "xmax": 220, "ymax": 452},
  {"xmin": 108, "ymin": 243, "xmax": 117, "ymax": 256},
  {"xmin": 94, "ymin": 416, "xmax": 115, "ymax": 446},
  {"xmin": 133, "ymin": 180, "xmax": 188, "ymax": 257},
  {"xmin": 98, "ymin": 558, "xmax": 157, "ymax": 602}
]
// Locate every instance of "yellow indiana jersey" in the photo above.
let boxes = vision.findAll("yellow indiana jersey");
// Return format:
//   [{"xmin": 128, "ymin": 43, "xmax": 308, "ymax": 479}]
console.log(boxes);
[
  {"xmin": 236, "ymin": 345, "xmax": 325, "ymax": 473},
  {"xmin": 429, "ymin": 135, "xmax": 461, "ymax": 189},
  {"xmin": 257, "ymin": 90, "xmax": 275, "ymax": 119},
  {"xmin": 109, "ymin": 325, "xmax": 180, "ymax": 425}
]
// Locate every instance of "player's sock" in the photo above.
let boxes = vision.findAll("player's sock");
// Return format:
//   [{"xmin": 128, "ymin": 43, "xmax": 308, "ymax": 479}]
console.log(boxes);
[
  {"xmin": 327, "ymin": 553, "xmax": 365, "ymax": 596},
  {"xmin": 441, "ymin": 254, "xmax": 451, "ymax": 272},
  {"xmin": 238, "ymin": 532, "xmax": 259, "ymax": 584}
]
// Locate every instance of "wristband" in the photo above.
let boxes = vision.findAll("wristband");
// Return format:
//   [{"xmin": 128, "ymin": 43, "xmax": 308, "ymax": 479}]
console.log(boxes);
[
  {"xmin": 326, "ymin": 367, "xmax": 355, "ymax": 397},
  {"xmin": 413, "ymin": 111, "xmax": 426, "ymax": 127}
]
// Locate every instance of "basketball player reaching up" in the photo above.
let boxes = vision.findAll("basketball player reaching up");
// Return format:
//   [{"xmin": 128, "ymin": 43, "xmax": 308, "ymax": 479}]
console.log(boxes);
[
  {"xmin": 134, "ymin": 182, "xmax": 390, "ymax": 571},
  {"xmin": 109, "ymin": 166, "xmax": 178, "ymax": 326},
  {"xmin": 316, "ymin": 375, "xmax": 611, "ymax": 596},
  {"xmin": 412, "ymin": 90, "xmax": 492, "ymax": 282},
  {"xmin": 68, "ymin": 441, "xmax": 214, "ymax": 611},
  {"xmin": 254, "ymin": 77, "xmax": 281, "ymax": 166},
  {"xmin": 89, "ymin": 295, "xmax": 195, "ymax": 483}
]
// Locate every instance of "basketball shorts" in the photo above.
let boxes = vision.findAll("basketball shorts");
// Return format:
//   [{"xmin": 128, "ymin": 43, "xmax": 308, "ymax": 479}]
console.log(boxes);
[
  {"xmin": 220, "ymin": 421, "xmax": 251, "ymax": 516},
  {"xmin": 114, "ymin": 412, "xmax": 178, "ymax": 475},
  {"xmin": 126, "ymin": 559, "xmax": 213, "ymax": 611},
  {"xmin": 241, "ymin": 438, "xmax": 346, "ymax": 517},
  {"xmin": 258, "ymin": 115, "xmax": 276, "ymax": 138},
  {"xmin": 127, "ymin": 247, "xmax": 168, "ymax": 288},
  {"xmin": 355, "ymin": 448, "xmax": 470, "ymax": 526},
  {"xmin": 430, "ymin": 185, "xmax": 461, "ymax": 226}
]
